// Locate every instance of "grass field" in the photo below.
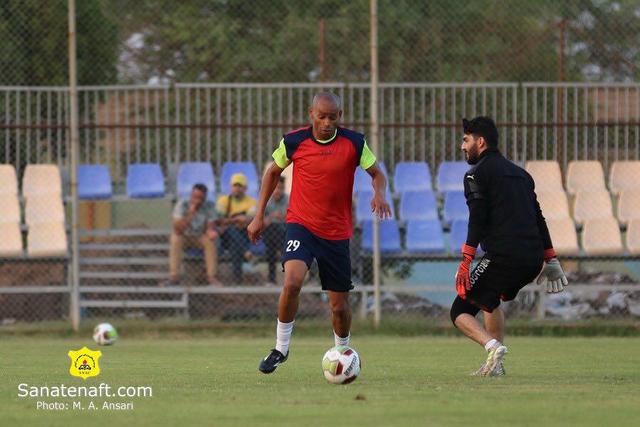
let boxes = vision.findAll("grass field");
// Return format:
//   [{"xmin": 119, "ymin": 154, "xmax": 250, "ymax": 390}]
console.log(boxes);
[{"xmin": 1, "ymin": 335, "xmax": 639, "ymax": 426}]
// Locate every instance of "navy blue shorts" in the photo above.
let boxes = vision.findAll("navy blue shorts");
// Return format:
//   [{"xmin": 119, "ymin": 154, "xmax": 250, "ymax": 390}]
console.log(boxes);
[{"xmin": 281, "ymin": 223, "xmax": 353, "ymax": 292}]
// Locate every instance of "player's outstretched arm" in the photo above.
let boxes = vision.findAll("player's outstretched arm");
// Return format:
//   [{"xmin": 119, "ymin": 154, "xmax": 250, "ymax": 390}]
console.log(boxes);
[
  {"xmin": 247, "ymin": 162, "xmax": 284, "ymax": 244},
  {"xmin": 366, "ymin": 163, "xmax": 392, "ymax": 219}
]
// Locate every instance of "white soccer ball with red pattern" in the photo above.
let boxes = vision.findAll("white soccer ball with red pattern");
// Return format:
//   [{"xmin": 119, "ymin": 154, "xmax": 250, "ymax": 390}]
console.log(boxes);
[{"xmin": 322, "ymin": 345, "xmax": 361, "ymax": 384}]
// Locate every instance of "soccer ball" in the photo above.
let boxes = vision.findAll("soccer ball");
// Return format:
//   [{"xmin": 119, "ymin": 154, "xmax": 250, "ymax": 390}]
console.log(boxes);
[
  {"xmin": 93, "ymin": 323, "xmax": 118, "ymax": 346},
  {"xmin": 322, "ymin": 345, "xmax": 361, "ymax": 384}
]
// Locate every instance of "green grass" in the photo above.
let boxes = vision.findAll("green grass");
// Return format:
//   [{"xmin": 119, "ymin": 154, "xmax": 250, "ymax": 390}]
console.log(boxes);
[{"xmin": 1, "ymin": 336, "xmax": 639, "ymax": 426}]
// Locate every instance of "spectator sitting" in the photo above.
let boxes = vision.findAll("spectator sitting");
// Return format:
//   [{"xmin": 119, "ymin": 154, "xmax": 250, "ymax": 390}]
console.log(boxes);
[
  {"xmin": 168, "ymin": 183, "xmax": 221, "ymax": 287},
  {"xmin": 216, "ymin": 173, "xmax": 257, "ymax": 282},
  {"xmin": 263, "ymin": 177, "xmax": 289, "ymax": 285}
]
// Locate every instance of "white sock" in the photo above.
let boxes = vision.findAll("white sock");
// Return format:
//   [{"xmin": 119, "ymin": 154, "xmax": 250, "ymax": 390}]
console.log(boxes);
[
  {"xmin": 334, "ymin": 331, "xmax": 350, "ymax": 347},
  {"xmin": 484, "ymin": 338, "xmax": 500, "ymax": 352},
  {"xmin": 275, "ymin": 319, "xmax": 294, "ymax": 355}
]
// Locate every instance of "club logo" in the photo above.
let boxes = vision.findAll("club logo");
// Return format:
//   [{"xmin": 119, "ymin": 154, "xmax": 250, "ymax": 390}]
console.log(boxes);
[{"xmin": 68, "ymin": 347, "xmax": 102, "ymax": 380}]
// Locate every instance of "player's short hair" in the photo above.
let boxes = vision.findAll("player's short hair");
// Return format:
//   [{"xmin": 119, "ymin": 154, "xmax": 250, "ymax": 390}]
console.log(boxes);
[
  {"xmin": 312, "ymin": 91, "xmax": 341, "ymax": 109},
  {"xmin": 463, "ymin": 116, "xmax": 499, "ymax": 148},
  {"xmin": 192, "ymin": 183, "xmax": 208, "ymax": 195}
]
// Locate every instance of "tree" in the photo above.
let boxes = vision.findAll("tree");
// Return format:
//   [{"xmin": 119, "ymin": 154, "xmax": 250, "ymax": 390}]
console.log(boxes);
[{"xmin": 0, "ymin": 0, "xmax": 119, "ymax": 85}]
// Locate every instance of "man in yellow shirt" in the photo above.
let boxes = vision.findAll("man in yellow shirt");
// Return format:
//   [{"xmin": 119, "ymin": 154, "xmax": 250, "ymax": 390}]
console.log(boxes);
[{"xmin": 216, "ymin": 173, "xmax": 257, "ymax": 282}]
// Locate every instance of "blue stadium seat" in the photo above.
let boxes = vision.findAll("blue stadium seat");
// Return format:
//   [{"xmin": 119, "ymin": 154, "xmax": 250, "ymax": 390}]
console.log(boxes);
[
  {"xmin": 437, "ymin": 161, "xmax": 468, "ymax": 193},
  {"xmin": 220, "ymin": 162, "xmax": 259, "ymax": 199},
  {"xmin": 78, "ymin": 165, "xmax": 112, "ymax": 200},
  {"xmin": 393, "ymin": 161, "xmax": 432, "ymax": 194},
  {"xmin": 177, "ymin": 162, "xmax": 216, "ymax": 201},
  {"xmin": 354, "ymin": 162, "xmax": 387, "ymax": 194},
  {"xmin": 361, "ymin": 219, "xmax": 401, "ymax": 253},
  {"xmin": 443, "ymin": 191, "xmax": 468, "ymax": 225},
  {"xmin": 406, "ymin": 220, "xmax": 446, "ymax": 253},
  {"xmin": 399, "ymin": 191, "xmax": 438, "ymax": 221},
  {"xmin": 449, "ymin": 219, "xmax": 484, "ymax": 255},
  {"xmin": 355, "ymin": 192, "xmax": 376, "ymax": 223},
  {"xmin": 250, "ymin": 240, "xmax": 267, "ymax": 256},
  {"xmin": 127, "ymin": 163, "xmax": 165, "ymax": 198},
  {"xmin": 449, "ymin": 219, "xmax": 468, "ymax": 254}
]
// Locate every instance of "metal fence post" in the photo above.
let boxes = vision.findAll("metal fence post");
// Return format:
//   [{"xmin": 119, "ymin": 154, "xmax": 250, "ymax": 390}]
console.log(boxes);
[
  {"xmin": 370, "ymin": 0, "xmax": 381, "ymax": 328},
  {"xmin": 68, "ymin": 0, "xmax": 81, "ymax": 331}
]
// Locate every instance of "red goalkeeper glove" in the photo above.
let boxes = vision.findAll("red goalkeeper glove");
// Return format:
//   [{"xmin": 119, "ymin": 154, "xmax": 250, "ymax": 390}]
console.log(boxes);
[
  {"xmin": 455, "ymin": 244, "xmax": 477, "ymax": 299},
  {"xmin": 543, "ymin": 248, "xmax": 556, "ymax": 262}
]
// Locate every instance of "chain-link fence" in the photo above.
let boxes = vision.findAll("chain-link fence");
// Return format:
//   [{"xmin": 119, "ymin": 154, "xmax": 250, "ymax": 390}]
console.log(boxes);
[{"xmin": 1, "ymin": 0, "xmax": 640, "ymax": 327}]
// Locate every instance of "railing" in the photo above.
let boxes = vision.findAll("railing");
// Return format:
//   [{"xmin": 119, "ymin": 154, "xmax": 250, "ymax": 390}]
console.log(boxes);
[{"xmin": 1, "ymin": 83, "xmax": 638, "ymax": 183}]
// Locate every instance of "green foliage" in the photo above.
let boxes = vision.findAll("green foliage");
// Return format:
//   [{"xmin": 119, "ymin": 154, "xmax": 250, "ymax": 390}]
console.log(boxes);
[
  {"xmin": 0, "ymin": 0, "xmax": 118, "ymax": 85},
  {"xmin": 108, "ymin": 0, "xmax": 639, "ymax": 83}
]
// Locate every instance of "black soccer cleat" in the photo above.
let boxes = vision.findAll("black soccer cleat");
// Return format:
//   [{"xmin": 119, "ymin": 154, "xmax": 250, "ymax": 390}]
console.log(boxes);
[{"xmin": 258, "ymin": 349, "xmax": 288, "ymax": 374}]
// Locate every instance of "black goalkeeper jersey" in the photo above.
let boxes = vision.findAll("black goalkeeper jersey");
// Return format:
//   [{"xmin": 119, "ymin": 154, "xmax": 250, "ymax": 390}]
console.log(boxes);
[{"xmin": 462, "ymin": 148, "xmax": 552, "ymax": 261}]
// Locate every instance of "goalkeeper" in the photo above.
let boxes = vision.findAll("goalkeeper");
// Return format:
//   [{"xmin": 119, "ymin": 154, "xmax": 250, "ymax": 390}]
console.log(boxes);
[{"xmin": 451, "ymin": 116, "xmax": 568, "ymax": 377}]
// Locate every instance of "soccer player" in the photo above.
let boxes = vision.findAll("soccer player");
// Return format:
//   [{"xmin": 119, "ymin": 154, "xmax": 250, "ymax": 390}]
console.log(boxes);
[
  {"xmin": 248, "ymin": 91, "xmax": 392, "ymax": 374},
  {"xmin": 451, "ymin": 116, "xmax": 568, "ymax": 377}
]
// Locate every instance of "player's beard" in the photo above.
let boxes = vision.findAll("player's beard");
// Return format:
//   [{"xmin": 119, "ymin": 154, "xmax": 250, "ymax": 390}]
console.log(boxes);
[{"xmin": 464, "ymin": 146, "xmax": 480, "ymax": 164}]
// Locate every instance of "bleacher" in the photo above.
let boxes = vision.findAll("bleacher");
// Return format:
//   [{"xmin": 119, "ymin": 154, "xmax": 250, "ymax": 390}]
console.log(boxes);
[
  {"xmin": 3, "ymin": 158, "xmax": 640, "ymax": 274},
  {"xmin": 352, "ymin": 159, "xmax": 640, "ymax": 258},
  {"xmin": 0, "ymin": 164, "xmax": 68, "ymax": 258}
]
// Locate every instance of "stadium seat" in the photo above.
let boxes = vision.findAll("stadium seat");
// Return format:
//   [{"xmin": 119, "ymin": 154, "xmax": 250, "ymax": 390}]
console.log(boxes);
[
  {"xmin": 393, "ymin": 162, "xmax": 432, "ymax": 195},
  {"xmin": 572, "ymin": 190, "xmax": 613, "ymax": 225},
  {"xmin": 448, "ymin": 219, "xmax": 486, "ymax": 256},
  {"xmin": 78, "ymin": 165, "xmax": 112, "ymax": 200},
  {"xmin": 437, "ymin": 161, "xmax": 468, "ymax": 194},
  {"xmin": 355, "ymin": 192, "xmax": 377, "ymax": 223},
  {"xmin": 0, "ymin": 194, "xmax": 21, "ymax": 223},
  {"xmin": 127, "ymin": 163, "xmax": 165, "ymax": 198},
  {"xmin": 566, "ymin": 161, "xmax": 606, "ymax": 195},
  {"xmin": 581, "ymin": 218, "xmax": 623, "ymax": 255},
  {"xmin": 405, "ymin": 220, "xmax": 446, "ymax": 253},
  {"xmin": 399, "ymin": 191, "xmax": 438, "ymax": 221},
  {"xmin": 525, "ymin": 161, "xmax": 564, "ymax": 193},
  {"xmin": 0, "ymin": 164, "xmax": 18, "ymax": 195},
  {"xmin": 361, "ymin": 220, "xmax": 401, "ymax": 253},
  {"xmin": 448, "ymin": 219, "xmax": 468, "ymax": 253},
  {"xmin": 536, "ymin": 191, "xmax": 571, "ymax": 220},
  {"xmin": 545, "ymin": 218, "xmax": 579, "ymax": 255},
  {"xmin": 617, "ymin": 190, "xmax": 640, "ymax": 226},
  {"xmin": 27, "ymin": 222, "xmax": 67, "ymax": 257},
  {"xmin": 626, "ymin": 219, "xmax": 640, "ymax": 255},
  {"xmin": 25, "ymin": 194, "xmax": 65, "ymax": 225},
  {"xmin": 443, "ymin": 191, "xmax": 468, "ymax": 225},
  {"xmin": 609, "ymin": 161, "xmax": 640, "ymax": 196},
  {"xmin": 250, "ymin": 239, "xmax": 267, "ymax": 256},
  {"xmin": 176, "ymin": 162, "xmax": 216, "ymax": 201},
  {"xmin": 0, "ymin": 222, "xmax": 23, "ymax": 257},
  {"xmin": 263, "ymin": 162, "xmax": 293, "ymax": 195},
  {"xmin": 220, "ymin": 162, "xmax": 259, "ymax": 199},
  {"xmin": 354, "ymin": 162, "xmax": 387, "ymax": 194},
  {"xmin": 22, "ymin": 164, "xmax": 62, "ymax": 198}
]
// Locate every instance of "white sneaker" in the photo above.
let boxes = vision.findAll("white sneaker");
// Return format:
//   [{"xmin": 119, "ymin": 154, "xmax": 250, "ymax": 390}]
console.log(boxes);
[
  {"xmin": 479, "ymin": 345, "xmax": 508, "ymax": 377},
  {"xmin": 471, "ymin": 361, "xmax": 505, "ymax": 376}
]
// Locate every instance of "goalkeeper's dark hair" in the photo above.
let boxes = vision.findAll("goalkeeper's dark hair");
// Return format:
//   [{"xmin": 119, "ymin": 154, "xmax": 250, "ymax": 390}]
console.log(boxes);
[{"xmin": 462, "ymin": 116, "xmax": 499, "ymax": 148}]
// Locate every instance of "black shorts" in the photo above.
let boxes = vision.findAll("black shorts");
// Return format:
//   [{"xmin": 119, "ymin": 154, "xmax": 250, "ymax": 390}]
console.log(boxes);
[
  {"xmin": 465, "ymin": 254, "xmax": 543, "ymax": 312},
  {"xmin": 281, "ymin": 223, "xmax": 353, "ymax": 292}
]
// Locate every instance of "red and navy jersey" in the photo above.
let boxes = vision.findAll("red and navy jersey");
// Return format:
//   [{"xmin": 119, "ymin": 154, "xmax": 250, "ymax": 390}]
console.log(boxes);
[{"xmin": 272, "ymin": 126, "xmax": 376, "ymax": 240}]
